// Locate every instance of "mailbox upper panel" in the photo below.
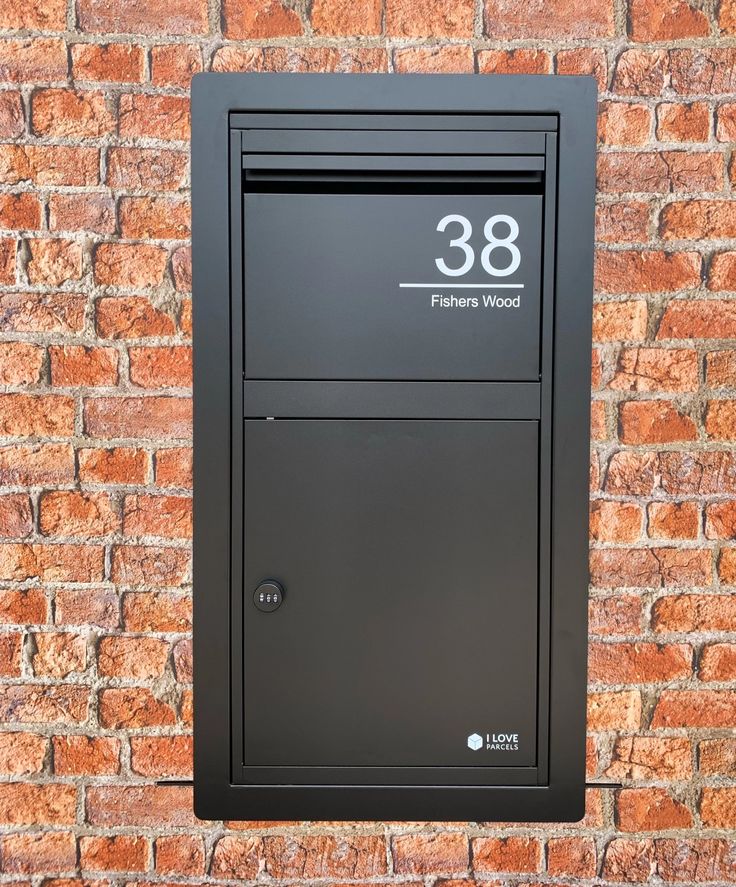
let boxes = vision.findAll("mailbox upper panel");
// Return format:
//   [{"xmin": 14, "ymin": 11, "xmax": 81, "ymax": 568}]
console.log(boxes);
[{"xmin": 244, "ymin": 193, "xmax": 542, "ymax": 381}]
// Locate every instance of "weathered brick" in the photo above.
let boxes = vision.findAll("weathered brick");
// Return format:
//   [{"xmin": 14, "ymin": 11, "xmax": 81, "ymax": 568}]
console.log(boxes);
[
  {"xmin": 658, "ymin": 299, "xmax": 736, "ymax": 339},
  {"xmin": 472, "ymin": 837, "xmax": 541, "ymax": 873},
  {"xmin": 613, "ymin": 49, "xmax": 668, "ymax": 96},
  {"xmin": 110, "ymin": 544, "xmax": 189, "ymax": 587},
  {"xmin": 106, "ymin": 146, "xmax": 188, "ymax": 191},
  {"xmin": 0, "ymin": 91, "xmax": 24, "ymax": 138},
  {"xmin": 119, "ymin": 93, "xmax": 190, "ymax": 140},
  {"xmin": 589, "ymin": 595, "xmax": 642, "ymax": 636},
  {"xmin": 264, "ymin": 835, "xmax": 388, "ymax": 878},
  {"xmin": 484, "ymin": 0, "xmax": 613, "ymax": 37},
  {"xmin": 700, "ymin": 788, "xmax": 736, "ymax": 828},
  {"xmin": 85, "ymin": 784, "xmax": 197, "ymax": 827},
  {"xmin": 211, "ymin": 835, "xmax": 263, "ymax": 879},
  {"xmin": 0, "ymin": 732, "xmax": 46, "ymax": 776},
  {"xmin": 39, "ymin": 490, "xmax": 118, "ymax": 538},
  {"xmin": 590, "ymin": 501, "xmax": 642, "ymax": 543},
  {"xmin": 629, "ymin": 0, "xmax": 708, "ymax": 40},
  {"xmin": 171, "ymin": 246, "xmax": 191, "ymax": 291},
  {"xmin": 122, "ymin": 591, "xmax": 191, "ymax": 632},
  {"xmin": 0, "ymin": 38, "xmax": 67, "ymax": 83},
  {"xmin": 587, "ymin": 690, "xmax": 642, "ymax": 730},
  {"xmin": 705, "ymin": 500, "xmax": 736, "ymax": 539},
  {"xmin": 0, "ymin": 0, "xmax": 67, "ymax": 30},
  {"xmin": 395, "ymin": 46, "xmax": 474, "ymax": 74},
  {"xmin": 78, "ymin": 0, "xmax": 207, "ymax": 34},
  {"xmin": 52, "ymin": 735, "xmax": 120, "ymax": 775},
  {"xmin": 669, "ymin": 49, "xmax": 736, "ymax": 94},
  {"xmin": 80, "ymin": 834, "xmax": 149, "ymax": 872},
  {"xmin": 0, "ymin": 393, "xmax": 74, "ymax": 437},
  {"xmin": 49, "ymin": 193, "xmax": 116, "ymax": 235},
  {"xmin": 708, "ymin": 253, "xmax": 736, "ymax": 290},
  {"xmin": 606, "ymin": 736, "xmax": 692, "ymax": 780},
  {"xmin": 0, "ymin": 782, "xmax": 76, "ymax": 825},
  {"xmin": 590, "ymin": 547, "xmax": 711, "ymax": 587},
  {"xmin": 661, "ymin": 200, "xmax": 736, "ymax": 240},
  {"xmin": 211, "ymin": 44, "xmax": 387, "ymax": 74},
  {"xmin": 605, "ymin": 451, "xmax": 658, "ymax": 496},
  {"xmin": 0, "ymin": 684, "xmax": 88, "ymax": 724},
  {"xmin": 96, "ymin": 296, "xmax": 175, "ymax": 339},
  {"xmin": 151, "ymin": 43, "xmax": 203, "ymax": 87},
  {"xmin": 119, "ymin": 196, "xmax": 190, "ymax": 239},
  {"xmin": 648, "ymin": 501, "xmax": 699, "ymax": 540},
  {"xmin": 706, "ymin": 349, "xmax": 736, "ymax": 386},
  {"xmin": 0, "ymin": 293, "xmax": 86, "ymax": 333},
  {"xmin": 387, "ymin": 0, "xmax": 472, "ymax": 37},
  {"xmin": 0, "ymin": 494, "xmax": 32, "ymax": 538},
  {"xmin": 130, "ymin": 734, "xmax": 192, "ymax": 777},
  {"xmin": 0, "ymin": 831, "xmax": 76, "ymax": 874},
  {"xmin": 700, "ymin": 643, "xmax": 736, "ymax": 681},
  {"xmin": 49, "ymin": 345, "xmax": 118, "ymax": 387},
  {"xmin": 619, "ymin": 400, "xmax": 697, "ymax": 444},
  {"xmin": 596, "ymin": 202, "xmax": 651, "ymax": 243},
  {"xmin": 700, "ymin": 739, "xmax": 736, "ymax": 776},
  {"xmin": 657, "ymin": 102, "xmax": 710, "ymax": 142},
  {"xmin": 129, "ymin": 346, "xmax": 191, "ymax": 388},
  {"xmin": 98, "ymin": 687, "xmax": 176, "ymax": 728},
  {"xmin": 54, "ymin": 586, "xmax": 119, "ymax": 629},
  {"xmin": 593, "ymin": 300, "xmax": 648, "ymax": 341},
  {"xmin": 652, "ymin": 690, "xmax": 736, "ymax": 727},
  {"xmin": 93, "ymin": 243, "xmax": 168, "ymax": 288},
  {"xmin": 78, "ymin": 446, "xmax": 148, "ymax": 484},
  {"xmin": 0, "ymin": 193, "xmax": 42, "ymax": 231},
  {"xmin": 27, "ymin": 238, "xmax": 83, "ymax": 287},
  {"xmin": 155, "ymin": 834, "xmax": 205, "ymax": 875},
  {"xmin": 71, "ymin": 42, "xmax": 145, "ymax": 82},
  {"xmin": 123, "ymin": 494, "xmax": 191, "ymax": 539},
  {"xmin": 589, "ymin": 642, "xmax": 692, "ymax": 684},
  {"xmin": 32, "ymin": 631, "xmax": 86, "ymax": 677},
  {"xmin": 0, "ymin": 631, "xmax": 21, "ymax": 675},
  {"xmin": 598, "ymin": 101, "xmax": 651, "ymax": 146},
  {"xmin": 0, "ymin": 587, "xmax": 47, "ymax": 624},
  {"xmin": 84, "ymin": 396, "xmax": 191, "ymax": 439},
  {"xmin": 0, "ymin": 542, "xmax": 104, "ymax": 582},
  {"xmin": 98, "ymin": 635, "xmax": 169, "ymax": 679},
  {"xmin": 31, "ymin": 89, "xmax": 115, "ymax": 139},
  {"xmin": 609, "ymin": 347, "xmax": 698, "ymax": 392},
  {"xmin": 706, "ymin": 400, "xmax": 736, "ymax": 440},
  {"xmin": 556, "ymin": 47, "xmax": 608, "ymax": 90},
  {"xmin": 653, "ymin": 594, "xmax": 736, "ymax": 632},
  {"xmin": 617, "ymin": 787, "xmax": 692, "ymax": 832},
  {"xmin": 312, "ymin": 0, "xmax": 381, "ymax": 35},
  {"xmin": 477, "ymin": 49, "xmax": 550, "ymax": 75},
  {"xmin": 173, "ymin": 637, "xmax": 191, "ymax": 681},
  {"xmin": 0, "ymin": 237, "xmax": 15, "ymax": 284},
  {"xmin": 0, "ymin": 144, "xmax": 100, "ymax": 186}
]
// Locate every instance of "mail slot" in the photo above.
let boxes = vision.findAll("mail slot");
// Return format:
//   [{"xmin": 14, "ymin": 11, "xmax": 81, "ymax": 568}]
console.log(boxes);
[{"xmin": 192, "ymin": 73, "xmax": 596, "ymax": 822}]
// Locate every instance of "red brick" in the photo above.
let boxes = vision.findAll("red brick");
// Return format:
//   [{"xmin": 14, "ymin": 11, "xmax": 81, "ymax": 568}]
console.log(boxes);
[
  {"xmin": 0, "ymin": 684, "xmax": 88, "ymax": 724},
  {"xmin": 0, "ymin": 494, "xmax": 32, "ymax": 538},
  {"xmin": 129, "ymin": 346, "xmax": 191, "ymax": 388},
  {"xmin": 589, "ymin": 595, "xmax": 642, "ymax": 636},
  {"xmin": 0, "ymin": 193, "xmax": 42, "ymax": 230},
  {"xmin": 264, "ymin": 835, "xmax": 387, "ymax": 878},
  {"xmin": 173, "ymin": 637, "xmax": 191, "ymax": 681},
  {"xmin": 85, "ymin": 784, "xmax": 197, "ymax": 827},
  {"xmin": 52, "ymin": 735, "xmax": 120, "ymax": 775},
  {"xmin": 590, "ymin": 547, "xmax": 711, "ymax": 587},
  {"xmin": 597, "ymin": 250, "xmax": 701, "ymax": 294},
  {"xmin": 93, "ymin": 242, "xmax": 168, "ymax": 288},
  {"xmin": 629, "ymin": 0, "xmax": 708, "ymax": 40},
  {"xmin": 32, "ymin": 631, "xmax": 86, "ymax": 677},
  {"xmin": 312, "ymin": 0, "xmax": 381, "ymax": 35},
  {"xmin": 155, "ymin": 834, "xmax": 205, "ymax": 876},
  {"xmin": 27, "ymin": 238, "xmax": 83, "ymax": 287},
  {"xmin": 0, "ymin": 587, "xmax": 47, "ymax": 624},
  {"xmin": 106, "ymin": 147, "xmax": 188, "ymax": 191},
  {"xmin": 606, "ymin": 736, "xmax": 692, "ymax": 780},
  {"xmin": 471, "ymin": 837, "xmax": 541, "ymax": 873},
  {"xmin": 652, "ymin": 690, "xmax": 736, "ymax": 727},
  {"xmin": 0, "ymin": 831, "xmax": 76, "ymax": 874},
  {"xmin": 98, "ymin": 687, "xmax": 176, "ymax": 728},
  {"xmin": 605, "ymin": 451, "xmax": 658, "ymax": 495},
  {"xmin": 0, "ymin": 631, "xmax": 21, "ymax": 675},
  {"xmin": 78, "ymin": 0, "xmax": 207, "ymax": 34},
  {"xmin": 123, "ymin": 494, "xmax": 191, "ymax": 539},
  {"xmin": 700, "ymin": 644, "xmax": 736, "ymax": 681},
  {"xmin": 598, "ymin": 102, "xmax": 651, "ymax": 146},
  {"xmin": 84, "ymin": 396, "xmax": 191, "ymax": 439},
  {"xmin": 98, "ymin": 635, "xmax": 169, "ymax": 679},
  {"xmin": 707, "ymin": 349, "xmax": 736, "ymax": 386},
  {"xmin": 658, "ymin": 299, "xmax": 736, "ymax": 338},
  {"xmin": 653, "ymin": 594, "xmax": 736, "ymax": 632},
  {"xmin": 122, "ymin": 591, "xmax": 191, "ymax": 632},
  {"xmin": 610, "ymin": 347, "xmax": 698, "ymax": 392},
  {"xmin": 211, "ymin": 45, "xmax": 387, "ymax": 74},
  {"xmin": 556, "ymin": 48, "xmax": 608, "ymax": 90},
  {"xmin": 0, "ymin": 38, "xmax": 67, "ymax": 83},
  {"xmin": 210, "ymin": 836, "xmax": 263, "ymax": 879},
  {"xmin": 54, "ymin": 587, "xmax": 119, "ymax": 629},
  {"xmin": 619, "ymin": 400, "xmax": 696, "ymax": 444},
  {"xmin": 0, "ymin": 91, "xmax": 24, "ymax": 138},
  {"xmin": 171, "ymin": 246, "xmax": 191, "ymax": 291},
  {"xmin": 39, "ymin": 491, "xmax": 118, "ymax": 538},
  {"xmin": 119, "ymin": 196, "xmax": 190, "ymax": 239},
  {"xmin": 0, "ymin": 146, "xmax": 99, "ymax": 189},
  {"xmin": 588, "ymin": 690, "xmax": 642, "ymax": 730},
  {"xmin": 0, "ymin": 393, "xmax": 74, "ymax": 437},
  {"xmin": 700, "ymin": 788, "xmax": 736, "ymax": 828},
  {"xmin": 119, "ymin": 94, "xmax": 190, "ymax": 140},
  {"xmin": 0, "ymin": 237, "xmax": 15, "ymax": 284},
  {"xmin": 722, "ymin": 0, "xmax": 736, "ymax": 32},
  {"xmin": 0, "ymin": 732, "xmax": 46, "ymax": 776},
  {"xmin": 596, "ymin": 202, "xmax": 651, "ymax": 243},
  {"xmin": 708, "ymin": 253, "xmax": 736, "ymax": 290},
  {"xmin": 0, "ymin": 782, "xmax": 76, "ymax": 825},
  {"xmin": 612, "ymin": 49, "xmax": 668, "ymax": 96},
  {"xmin": 591, "ymin": 348, "xmax": 603, "ymax": 389},
  {"xmin": 706, "ymin": 400, "xmax": 736, "ymax": 440},
  {"xmin": 669, "ymin": 49, "xmax": 736, "ymax": 94},
  {"xmin": 388, "ymin": 0, "xmax": 473, "ymax": 37},
  {"xmin": 0, "ymin": 293, "xmax": 86, "ymax": 333},
  {"xmin": 700, "ymin": 738, "xmax": 736, "ymax": 775},
  {"xmin": 49, "ymin": 193, "xmax": 115, "ymax": 235},
  {"xmin": 598, "ymin": 150, "xmax": 722, "ymax": 193},
  {"xmin": 71, "ymin": 42, "xmax": 145, "ymax": 82},
  {"xmin": 617, "ymin": 788, "xmax": 692, "ymax": 832},
  {"xmin": 657, "ymin": 102, "xmax": 710, "ymax": 142},
  {"xmin": 648, "ymin": 501, "xmax": 699, "ymax": 540},
  {"xmin": 0, "ymin": 542, "xmax": 104, "ymax": 582},
  {"xmin": 181, "ymin": 688, "xmax": 192, "ymax": 726},
  {"xmin": 79, "ymin": 835, "xmax": 148, "ymax": 872},
  {"xmin": 590, "ymin": 501, "xmax": 642, "ymax": 543},
  {"xmin": 705, "ymin": 500, "xmax": 736, "ymax": 539},
  {"xmin": 31, "ymin": 89, "xmax": 115, "ymax": 139},
  {"xmin": 151, "ymin": 43, "xmax": 202, "ymax": 87},
  {"xmin": 110, "ymin": 544, "xmax": 189, "ymax": 587},
  {"xmin": 223, "ymin": 0, "xmax": 301, "ymax": 37},
  {"xmin": 477, "ymin": 49, "xmax": 551, "ymax": 75},
  {"xmin": 394, "ymin": 46, "xmax": 474, "ymax": 74},
  {"xmin": 661, "ymin": 200, "xmax": 736, "ymax": 240},
  {"xmin": 96, "ymin": 296, "xmax": 175, "ymax": 339},
  {"xmin": 49, "ymin": 345, "xmax": 118, "ymax": 387},
  {"xmin": 0, "ymin": 0, "xmax": 67, "ymax": 29},
  {"xmin": 589, "ymin": 642, "xmax": 692, "ymax": 684},
  {"xmin": 130, "ymin": 734, "xmax": 192, "ymax": 777},
  {"xmin": 78, "ymin": 447, "xmax": 149, "ymax": 484},
  {"xmin": 593, "ymin": 300, "xmax": 648, "ymax": 341},
  {"xmin": 547, "ymin": 837, "xmax": 596, "ymax": 877},
  {"xmin": 484, "ymin": 0, "xmax": 613, "ymax": 37},
  {"xmin": 179, "ymin": 298, "xmax": 192, "ymax": 335}
]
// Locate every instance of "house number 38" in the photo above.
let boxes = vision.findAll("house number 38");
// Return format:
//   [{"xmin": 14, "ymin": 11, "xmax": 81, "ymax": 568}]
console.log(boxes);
[{"xmin": 435, "ymin": 214, "xmax": 521, "ymax": 278}]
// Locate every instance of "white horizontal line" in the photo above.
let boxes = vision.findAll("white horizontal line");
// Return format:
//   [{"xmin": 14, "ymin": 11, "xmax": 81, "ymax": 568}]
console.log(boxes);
[{"xmin": 399, "ymin": 283, "xmax": 524, "ymax": 289}]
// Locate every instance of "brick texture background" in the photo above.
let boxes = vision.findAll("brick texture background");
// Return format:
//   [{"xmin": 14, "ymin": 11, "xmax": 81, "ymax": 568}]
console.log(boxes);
[{"xmin": 0, "ymin": 0, "xmax": 735, "ymax": 883}]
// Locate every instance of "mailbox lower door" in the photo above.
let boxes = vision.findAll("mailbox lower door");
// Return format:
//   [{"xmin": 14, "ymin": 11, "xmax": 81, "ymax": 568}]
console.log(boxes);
[{"xmin": 240, "ymin": 419, "xmax": 540, "ymax": 785}]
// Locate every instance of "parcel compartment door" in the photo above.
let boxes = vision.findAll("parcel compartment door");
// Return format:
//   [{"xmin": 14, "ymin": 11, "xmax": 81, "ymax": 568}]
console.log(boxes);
[{"xmin": 242, "ymin": 419, "xmax": 539, "ymax": 779}]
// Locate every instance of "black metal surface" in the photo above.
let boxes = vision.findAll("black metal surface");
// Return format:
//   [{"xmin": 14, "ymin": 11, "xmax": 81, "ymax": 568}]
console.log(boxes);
[{"xmin": 192, "ymin": 73, "xmax": 596, "ymax": 823}]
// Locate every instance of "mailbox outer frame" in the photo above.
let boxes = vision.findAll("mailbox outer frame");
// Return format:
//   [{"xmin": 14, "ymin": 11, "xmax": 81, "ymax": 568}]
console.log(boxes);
[{"xmin": 192, "ymin": 73, "xmax": 595, "ymax": 822}]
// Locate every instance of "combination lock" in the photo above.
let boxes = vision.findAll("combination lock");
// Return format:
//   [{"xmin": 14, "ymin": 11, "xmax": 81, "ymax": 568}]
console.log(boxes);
[{"xmin": 253, "ymin": 580, "xmax": 284, "ymax": 612}]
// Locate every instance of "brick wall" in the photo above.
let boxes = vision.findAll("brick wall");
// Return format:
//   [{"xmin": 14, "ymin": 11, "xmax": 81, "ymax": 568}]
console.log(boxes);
[{"xmin": 0, "ymin": 0, "xmax": 735, "ymax": 882}]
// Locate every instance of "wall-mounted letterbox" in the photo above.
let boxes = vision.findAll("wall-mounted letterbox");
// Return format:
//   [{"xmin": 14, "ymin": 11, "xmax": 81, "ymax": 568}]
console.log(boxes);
[{"xmin": 192, "ymin": 73, "xmax": 596, "ymax": 822}]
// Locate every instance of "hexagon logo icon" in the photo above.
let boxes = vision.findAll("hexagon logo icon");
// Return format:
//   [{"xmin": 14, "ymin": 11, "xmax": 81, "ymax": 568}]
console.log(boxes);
[{"xmin": 467, "ymin": 732, "xmax": 483, "ymax": 751}]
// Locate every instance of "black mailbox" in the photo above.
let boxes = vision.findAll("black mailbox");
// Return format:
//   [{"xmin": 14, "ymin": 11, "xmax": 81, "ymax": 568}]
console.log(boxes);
[{"xmin": 192, "ymin": 74, "xmax": 596, "ymax": 822}]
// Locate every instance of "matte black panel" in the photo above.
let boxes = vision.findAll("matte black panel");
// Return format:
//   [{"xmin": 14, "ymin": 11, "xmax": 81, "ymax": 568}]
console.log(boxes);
[
  {"xmin": 244, "ymin": 194, "xmax": 542, "ymax": 381},
  {"xmin": 243, "ymin": 419, "xmax": 538, "ymax": 771},
  {"xmin": 231, "ymin": 112, "xmax": 559, "ymax": 130}
]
